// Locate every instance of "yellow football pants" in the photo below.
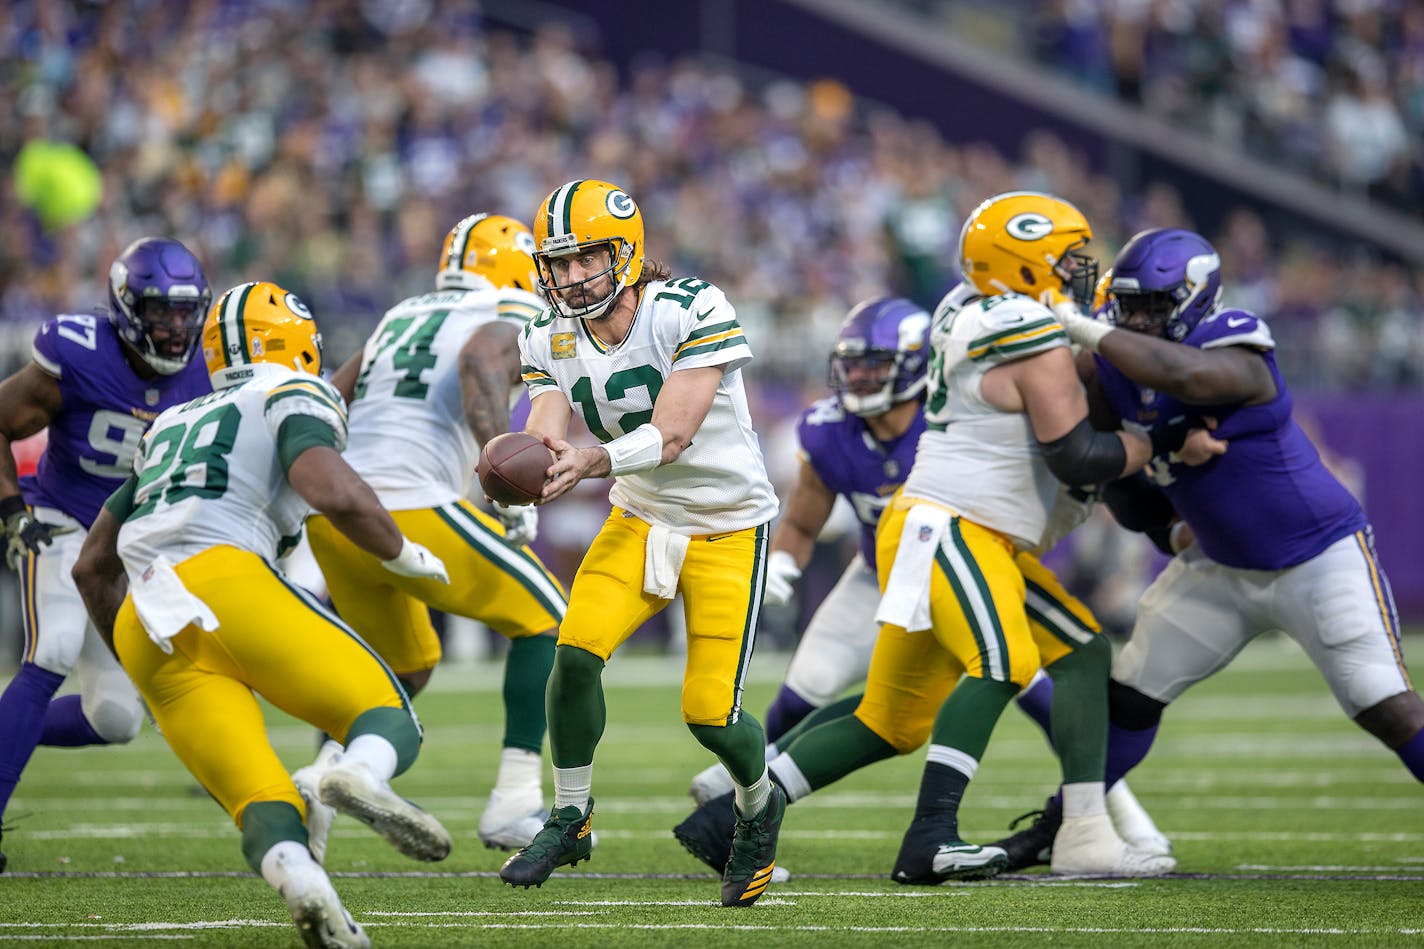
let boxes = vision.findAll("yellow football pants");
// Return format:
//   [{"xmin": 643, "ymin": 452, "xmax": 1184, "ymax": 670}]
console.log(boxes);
[
  {"xmin": 307, "ymin": 502, "xmax": 567, "ymax": 677},
  {"xmin": 114, "ymin": 545, "xmax": 413, "ymax": 826},
  {"xmin": 559, "ymin": 509, "xmax": 767, "ymax": 726},
  {"xmin": 856, "ymin": 497, "xmax": 1100, "ymax": 752}
]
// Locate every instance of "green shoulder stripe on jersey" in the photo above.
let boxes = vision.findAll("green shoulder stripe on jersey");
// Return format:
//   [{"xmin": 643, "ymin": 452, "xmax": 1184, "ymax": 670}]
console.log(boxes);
[
  {"xmin": 985, "ymin": 330, "xmax": 1069, "ymax": 361},
  {"xmin": 521, "ymin": 364, "xmax": 555, "ymax": 386},
  {"xmin": 265, "ymin": 385, "xmax": 348, "ymax": 426},
  {"xmin": 498, "ymin": 299, "xmax": 544, "ymax": 322},
  {"xmin": 967, "ymin": 319, "xmax": 1063, "ymax": 362},
  {"xmin": 678, "ymin": 318, "xmax": 740, "ymax": 349},
  {"xmin": 673, "ymin": 328, "xmax": 746, "ymax": 364}
]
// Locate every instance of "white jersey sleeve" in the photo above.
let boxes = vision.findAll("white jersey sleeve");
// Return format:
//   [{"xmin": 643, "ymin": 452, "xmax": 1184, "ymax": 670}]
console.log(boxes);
[
  {"xmin": 518, "ymin": 277, "xmax": 777, "ymax": 534},
  {"xmin": 116, "ymin": 365, "xmax": 327, "ymax": 574},
  {"xmin": 904, "ymin": 286, "xmax": 1070, "ymax": 548}
]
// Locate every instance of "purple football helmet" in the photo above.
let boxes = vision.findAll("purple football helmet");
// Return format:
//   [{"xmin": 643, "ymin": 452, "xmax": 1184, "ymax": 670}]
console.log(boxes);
[
  {"xmin": 107, "ymin": 237, "xmax": 211, "ymax": 375},
  {"xmin": 828, "ymin": 296, "xmax": 933, "ymax": 417},
  {"xmin": 1108, "ymin": 228, "xmax": 1222, "ymax": 342}
]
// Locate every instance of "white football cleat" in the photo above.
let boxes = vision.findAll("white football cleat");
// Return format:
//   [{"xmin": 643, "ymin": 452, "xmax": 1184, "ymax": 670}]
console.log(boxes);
[
  {"xmin": 293, "ymin": 765, "xmax": 337, "ymax": 866},
  {"xmin": 1106, "ymin": 780, "xmax": 1172, "ymax": 856},
  {"xmin": 1051, "ymin": 814, "xmax": 1176, "ymax": 877},
  {"xmin": 318, "ymin": 758, "xmax": 452, "ymax": 862},
  {"xmin": 274, "ymin": 850, "xmax": 369, "ymax": 948},
  {"xmin": 478, "ymin": 787, "xmax": 548, "ymax": 851},
  {"xmin": 688, "ymin": 763, "xmax": 736, "ymax": 806}
]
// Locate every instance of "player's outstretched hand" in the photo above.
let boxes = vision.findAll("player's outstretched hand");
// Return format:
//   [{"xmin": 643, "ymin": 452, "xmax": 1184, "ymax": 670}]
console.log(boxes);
[
  {"xmin": 381, "ymin": 538, "xmax": 450, "ymax": 584},
  {"xmin": 1, "ymin": 497, "xmax": 75, "ymax": 571},
  {"xmin": 493, "ymin": 500, "xmax": 538, "ymax": 547}
]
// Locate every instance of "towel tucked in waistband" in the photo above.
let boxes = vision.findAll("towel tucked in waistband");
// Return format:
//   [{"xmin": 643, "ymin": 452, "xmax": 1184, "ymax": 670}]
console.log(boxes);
[
  {"xmin": 643, "ymin": 524, "xmax": 690, "ymax": 600},
  {"xmin": 874, "ymin": 504, "xmax": 953, "ymax": 632},
  {"xmin": 131, "ymin": 555, "xmax": 220, "ymax": 654}
]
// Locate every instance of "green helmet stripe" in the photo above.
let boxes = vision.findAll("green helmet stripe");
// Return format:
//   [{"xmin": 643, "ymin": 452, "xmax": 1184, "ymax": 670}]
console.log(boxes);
[
  {"xmin": 548, "ymin": 179, "xmax": 585, "ymax": 238},
  {"xmin": 446, "ymin": 214, "xmax": 486, "ymax": 272},
  {"xmin": 218, "ymin": 282, "xmax": 256, "ymax": 367}
]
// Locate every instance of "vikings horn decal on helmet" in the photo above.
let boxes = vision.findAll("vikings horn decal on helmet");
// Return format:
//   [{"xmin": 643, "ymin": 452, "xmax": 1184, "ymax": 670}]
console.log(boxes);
[
  {"xmin": 532, "ymin": 179, "xmax": 644, "ymax": 320},
  {"xmin": 108, "ymin": 237, "xmax": 212, "ymax": 375},
  {"xmin": 959, "ymin": 191, "xmax": 1098, "ymax": 309},
  {"xmin": 828, "ymin": 297, "xmax": 933, "ymax": 417},
  {"xmin": 1108, "ymin": 228, "xmax": 1223, "ymax": 341},
  {"xmin": 202, "ymin": 281, "xmax": 323, "ymax": 389},
  {"xmin": 436, "ymin": 213, "xmax": 539, "ymax": 293}
]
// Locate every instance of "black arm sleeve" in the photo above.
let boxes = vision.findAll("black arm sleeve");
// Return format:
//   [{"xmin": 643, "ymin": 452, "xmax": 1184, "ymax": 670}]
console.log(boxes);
[
  {"xmin": 1037, "ymin": 417, "xmax": 1128, "ymax": 486},
  {"xmin": 1100, "ymin": 471, "xmax": 1179, "ymax": 555}
]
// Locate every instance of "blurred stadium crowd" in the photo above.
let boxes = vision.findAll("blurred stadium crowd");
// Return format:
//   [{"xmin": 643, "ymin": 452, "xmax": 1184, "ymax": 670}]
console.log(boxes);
[{"xmin": 0, "ymin": 0, "xmax": 1421, "ymax": 399}]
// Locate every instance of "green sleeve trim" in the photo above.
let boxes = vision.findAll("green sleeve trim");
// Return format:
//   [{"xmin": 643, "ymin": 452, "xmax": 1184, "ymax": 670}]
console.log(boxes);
[
  {"xmin": 103, "ymin": 475, "xmax": 139, "ymax": 521},
  {"xmin": 277, "ymin": 414, "xmax": 341, "ymax": 475}
]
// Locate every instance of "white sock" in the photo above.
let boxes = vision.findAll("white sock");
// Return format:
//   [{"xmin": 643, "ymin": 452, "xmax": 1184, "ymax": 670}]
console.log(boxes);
[
  {"xmin": 553, "ymin": 764, "xmax": 592, "ymax": 812},
  {"xmin": 767, "ymin": 751, "xmax": 813, "ymax": 803},
  {"xmin": 341, "ymin": 734, "xmax": 398, "ymax": 782},
  {"xmin": 313, "ymin": 739, "xmax": 343, "ymax": 770},
  {"xmin": 494, "ymin": 747, "xmax": 542, "ymax": 795},
  {"xmin": 763, "ymin": 742, "xmax": 778, "ymax": 761},
  {"xmin": 260, "ymin": 840, "xmax": 318, "ymax": 890},
  {"xmin": 734, "ymin": 766, "xmax": 771, "ymax": 818},
  {"xmin": 1061, "ymin": 780, "xmax": 1108, "ymax": 819}
]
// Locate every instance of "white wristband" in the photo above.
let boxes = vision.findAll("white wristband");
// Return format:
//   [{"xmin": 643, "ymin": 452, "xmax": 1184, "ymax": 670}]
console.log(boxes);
[
  {"xmin": 1063, "ymin": 313, "xmax": 1114, "ymax": 353},
  {"xmin": 604, "ymin": 423, "xmax": 664, "ymax": 476}
]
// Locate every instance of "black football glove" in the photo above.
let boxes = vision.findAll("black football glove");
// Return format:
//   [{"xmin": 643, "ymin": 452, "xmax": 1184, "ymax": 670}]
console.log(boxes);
[{"xmin": 1, "ymin": 495, "xmax": 73, "ymax": 571}]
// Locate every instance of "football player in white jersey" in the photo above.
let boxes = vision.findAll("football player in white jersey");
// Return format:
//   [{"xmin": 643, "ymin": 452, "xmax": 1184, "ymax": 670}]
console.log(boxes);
[
  {"xmin": 498, "ymin": 179, "xmax": 784, "ymax": 907},
  {"xmin": 72, "ymin": 282, "xmax": 452, "ymax": 949},
  {"xmin": 301, "ymin": 213, "xmax": 568, "ymax": 853}
]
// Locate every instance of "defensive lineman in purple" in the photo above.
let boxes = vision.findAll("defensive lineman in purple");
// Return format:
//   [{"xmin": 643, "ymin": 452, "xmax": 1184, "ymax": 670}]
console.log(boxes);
[
  {"xmin": 1065, "ymin": 227, "xmax": 1424, "ymax": 794},
  {"xmin": 0, "ymin": 238, "xmax": 212, "ymax": 872}
]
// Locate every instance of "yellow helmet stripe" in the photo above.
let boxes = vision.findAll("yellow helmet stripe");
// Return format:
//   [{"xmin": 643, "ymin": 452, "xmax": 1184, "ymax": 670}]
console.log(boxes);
[
  {"xmin": 219, "ymin": 282, "xmax": 257, "ymax": 366},
  {"xmin": 444, "ymin": 213, "xmax": 488, "ymax": 272},
  {"xmin": 547, "ymin": 179, "xmax": 586, "ymax": 238}
]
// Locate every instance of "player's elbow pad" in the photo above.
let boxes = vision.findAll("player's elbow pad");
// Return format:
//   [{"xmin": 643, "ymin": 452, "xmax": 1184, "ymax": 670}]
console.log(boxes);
[
  {"xmin": 1038, "ymin": 418, "xmax": 1127, "ymax": 486},
  {"xmin": 1100, "ymin": 471, "xmax": 1176, "ymax": 535}
]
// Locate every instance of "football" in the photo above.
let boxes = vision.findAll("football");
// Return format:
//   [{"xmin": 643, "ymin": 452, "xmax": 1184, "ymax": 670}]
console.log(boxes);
[{"xmin": 477, "ymin": 432, "xmax": 554, "ymax": 506}]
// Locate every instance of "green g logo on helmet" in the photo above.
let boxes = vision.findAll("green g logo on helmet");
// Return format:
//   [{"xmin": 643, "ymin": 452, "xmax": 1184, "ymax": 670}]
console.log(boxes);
[
  {"xmin": 1006, "ymin": 212, "xmax": 1054, "ymax": 241},
  {"xmin": 606, "ymin": 190, "xmax": 637, "ymax": 220}
]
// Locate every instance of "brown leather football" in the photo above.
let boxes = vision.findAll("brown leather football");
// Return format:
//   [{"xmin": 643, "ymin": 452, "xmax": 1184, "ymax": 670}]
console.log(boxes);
[{"xmin": 477, "ymin": 432, "xmax": 553, "ymax": 506}]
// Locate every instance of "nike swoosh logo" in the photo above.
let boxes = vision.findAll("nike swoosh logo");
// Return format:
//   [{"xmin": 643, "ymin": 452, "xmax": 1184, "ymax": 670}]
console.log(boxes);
[
  {"xmin": 706, "ymin": 531, "xmax": 739, "ymax": 542},
  {"xmin": 695, "ymin": 308, "xmax": 716, "ymax": 321},
  {"xmin": 1226, "ymin": 316, "xmax": 1251, "ymax": 328}
]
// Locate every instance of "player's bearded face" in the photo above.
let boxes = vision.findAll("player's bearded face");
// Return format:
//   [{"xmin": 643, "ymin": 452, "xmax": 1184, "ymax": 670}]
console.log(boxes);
[
  {"xmin": 1113, "ymin": 292, "xmax": 1174, "ymax": 338},
  {"xmin": 141, "ymin": 300, "xmax": 203, "ymax": 357},
  {"xmin": 841, "ymin": 355, "xmax": 894, "ymax": 395},
  {"xmin": 550, "ymin": 246, "xmax": 617, "ymax": 313}
]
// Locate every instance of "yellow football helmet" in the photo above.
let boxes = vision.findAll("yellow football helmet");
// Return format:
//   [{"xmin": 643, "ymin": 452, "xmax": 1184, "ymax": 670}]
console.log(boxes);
[
  {"xmin": 532, "ymin": 178, "xmax": 644, "ymax": 320},
  {"xmin": 202, "ymin": 281, "xmax": 322, "ymax": 388},
  {"xmin": 959, "ymin": 191, "xmax": 1098, "ymax": 308},
  {"xmin": 436, "ymin": 213, "xmax": 539, "ymax": 292}
]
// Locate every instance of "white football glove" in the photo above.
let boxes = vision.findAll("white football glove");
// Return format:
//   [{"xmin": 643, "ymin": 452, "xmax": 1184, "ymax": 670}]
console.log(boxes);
[
  {"xmin": 762, "ymin": 549, "xmax": 802, "ymax": 607},
  {"xmin": 381, "ymin": 538, "xmax": 450, "ymax": 584},
  {"xmin": 492, "ymin": 500, "xmax": 538, "ymax": 547}
]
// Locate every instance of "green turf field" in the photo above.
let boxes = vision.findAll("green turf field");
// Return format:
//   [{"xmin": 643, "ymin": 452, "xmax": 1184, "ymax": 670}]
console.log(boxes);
[{"xmin": 1, "ymin": 633, "xmax": 1421, "ymax": 947}]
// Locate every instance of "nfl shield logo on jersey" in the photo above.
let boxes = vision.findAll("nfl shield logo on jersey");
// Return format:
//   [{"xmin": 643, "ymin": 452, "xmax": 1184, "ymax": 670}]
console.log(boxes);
[
  {"xmin": 918, "ymin": 525, "xmax": 934, "ymax": 542},
  {"xmin": 551, "ymin": 332, "xmax": 576, "ymax": 360}
]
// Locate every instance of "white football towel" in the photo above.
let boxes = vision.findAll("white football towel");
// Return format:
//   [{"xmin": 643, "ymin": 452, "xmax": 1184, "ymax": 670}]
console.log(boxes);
[
  {"xmin": 875, "ymin": 503, "xmax": 952, "ymax": 633},
  {"xmin": 643, "ymin": 524, "xmax": 690, "ymax": 600},
  {"xmin": 131, "ymin": 555, "xmax": 220, "ymax": 653}
]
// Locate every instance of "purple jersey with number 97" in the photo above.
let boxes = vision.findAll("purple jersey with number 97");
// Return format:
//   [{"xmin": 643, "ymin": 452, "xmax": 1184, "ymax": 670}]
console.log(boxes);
[{"xmin": 20, "ymin": 314, "xmax": 211, "ymax": 528}]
